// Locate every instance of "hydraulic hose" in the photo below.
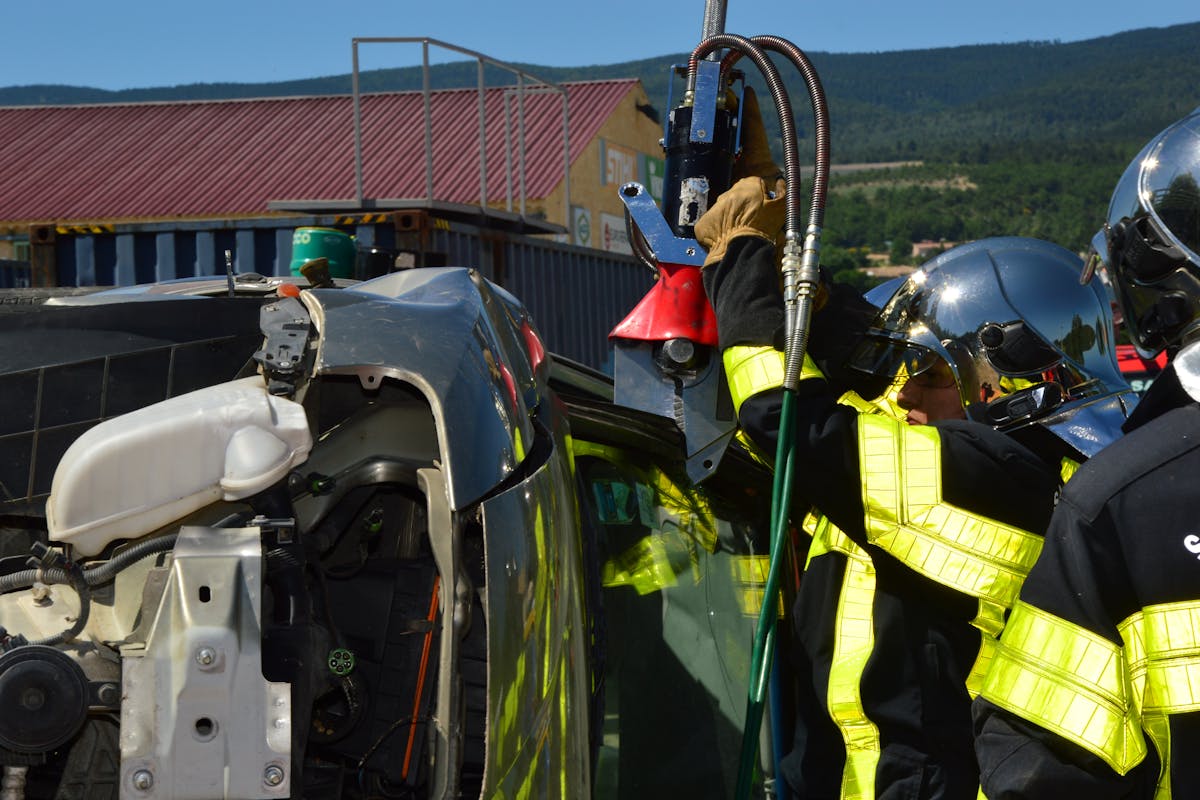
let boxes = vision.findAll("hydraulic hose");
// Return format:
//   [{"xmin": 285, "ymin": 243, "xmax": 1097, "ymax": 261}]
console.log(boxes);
[
  {"xmin": 749, "ymin": 36, "xmax": 831, "ymax": 392},
  {"xmin": 690, "ymin": 35, "xmax": 802, "ymax": 239},
  {"xmin": 624, "ymin": 205, "xmax": 659, "ymax": 272},
  {"xmin": 720, "ymin": 36, "xmax": 832, "ymax": 389},
  {"xmin": 701, "ymin": 34, "xmax": 831, "ymax": 800}
]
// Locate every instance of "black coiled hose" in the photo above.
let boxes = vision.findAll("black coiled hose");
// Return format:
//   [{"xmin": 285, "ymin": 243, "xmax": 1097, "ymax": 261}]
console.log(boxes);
[
  {"xmin": 0, "ymin": 533, "xmax": 178, "ymax": 647},
  {"xmin": 689, "ymin": 34, "xmax": 802, "ymax": 237},
  {"xmin": 720, "ymin": 34, "xmax": 832, "ymax": 390},
  {"xmin": 0, "ymin": 512, "xmax": 251, "ymax": 646},
  {"xmin": 0, "ymin": 531, "xmax": 180, "ymax": 596},
  {"xmin": 741, "ymin": 35, "xmax": 831, "ymax": 242},
  {"xmin": 688, "ymin": 33, "xmax": 833, "ymax": 800}
]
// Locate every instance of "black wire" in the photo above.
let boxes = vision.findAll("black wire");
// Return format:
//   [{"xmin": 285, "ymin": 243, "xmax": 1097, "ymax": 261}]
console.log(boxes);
[{"xmin": 355, "ymin": 715, "xmax": 428, "ymax": 785}]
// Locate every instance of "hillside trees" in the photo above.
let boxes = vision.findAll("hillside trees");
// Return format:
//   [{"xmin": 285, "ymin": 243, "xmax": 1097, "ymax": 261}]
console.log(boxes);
[{"xmin": 813, "ymin": 152, "xmax": 1128, "ymax": 255}]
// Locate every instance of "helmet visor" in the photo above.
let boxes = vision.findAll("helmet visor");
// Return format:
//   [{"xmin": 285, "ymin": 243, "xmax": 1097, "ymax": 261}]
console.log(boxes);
[
  {"xmin": 847, "ymin": 336, "xmax": 945, "ymax": 383},
  {"xmin": 1141, "ymin": 115, "xmax": 1200, "ymax": 262}
]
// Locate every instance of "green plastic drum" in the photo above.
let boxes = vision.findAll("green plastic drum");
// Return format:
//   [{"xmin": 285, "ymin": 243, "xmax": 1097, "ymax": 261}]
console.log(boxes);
[{"xmin": 290, "ymin": 227, "xmax": 357, "ymax": 279}]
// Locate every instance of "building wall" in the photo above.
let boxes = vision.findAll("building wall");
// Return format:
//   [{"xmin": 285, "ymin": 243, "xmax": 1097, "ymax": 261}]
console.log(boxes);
[
  {"xmin": 2, "ymin": 83, "xmax": 666, "ymax": 262},
  {"xmin": 537, "ymin": 84, "xmax": 665, "ymax": 254}
]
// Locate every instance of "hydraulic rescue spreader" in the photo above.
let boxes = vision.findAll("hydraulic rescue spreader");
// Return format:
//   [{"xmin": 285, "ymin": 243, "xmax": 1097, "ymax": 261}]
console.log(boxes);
[{"xmin": 607, "ymin": 3, "xmax": 832, "ymax": 796}]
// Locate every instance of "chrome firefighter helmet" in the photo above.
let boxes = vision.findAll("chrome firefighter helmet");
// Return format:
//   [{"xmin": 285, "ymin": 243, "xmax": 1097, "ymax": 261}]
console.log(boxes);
[
  {"xmin": 1086, "ymin": 108, "xmax": 1200, "ymax": 356},
  {"xmin": 848, "ymin": 236, "xmax": 1136, "ymax": 455}
]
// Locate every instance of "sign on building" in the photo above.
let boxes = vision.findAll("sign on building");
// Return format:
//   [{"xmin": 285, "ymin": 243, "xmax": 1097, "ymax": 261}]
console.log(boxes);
[
  {"xmin": 572, "ymin": 205, "xmax": 593, "ymax": 248},
  {"xmin": 641, "ymin": 154, "xmax": 666, "ymax": 204},
  {"xmin": 600, "ymin": 212, "xmax": 632, "ymax": 255},
  {"xmin": 601, "ymin": 141, "xmax": 640, "ymax": 187}
]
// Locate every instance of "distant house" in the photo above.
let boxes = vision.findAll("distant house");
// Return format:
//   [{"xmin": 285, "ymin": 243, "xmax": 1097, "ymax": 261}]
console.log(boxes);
[
  {"xmin": 912, "ymin": 239, "xmax": 954, "ymax": 260},
  {"xmin": 0, "ymin": 79, "xmax": 664, "ymax": 262}
]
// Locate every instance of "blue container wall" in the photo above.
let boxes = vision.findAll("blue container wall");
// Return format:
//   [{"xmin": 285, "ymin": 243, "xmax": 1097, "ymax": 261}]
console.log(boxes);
[
  {"xmin": 415, "ymin": 225, "xmax": 648, "ymax": 372},
  {"xmin": 0, "ymin": 260, "xmax": 31, "ymax": 288},
  {"xmin": 45, "ymin": 217, "xmax": 652, "ymax": 373}
]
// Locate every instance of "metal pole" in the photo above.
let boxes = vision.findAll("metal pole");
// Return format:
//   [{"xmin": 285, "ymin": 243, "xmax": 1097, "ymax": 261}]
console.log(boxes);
[
  {"xmin": 503, "ymin": 92, "xmax": 514, "ymax": 212},
  {"xmin": 352, "ymin": 40, "xmax": 364, "ymax": 206},
  {"xmin": 700, "ymin": 0, "xmax": 728, "ymax": 47},
  {"xmin": 517, "ymin": 74, "xmax": 526, "ymax": 218},
  {"xmin": 561, "ymin": 88, "xmax": 570, "ymax": 233},
  {"xmin": 477, "ymin": 58, "xmax": 488, "ymax": 209},
  {"xmin": 422, "ymin": 41, "xmax": 435, "ymax": 204}
]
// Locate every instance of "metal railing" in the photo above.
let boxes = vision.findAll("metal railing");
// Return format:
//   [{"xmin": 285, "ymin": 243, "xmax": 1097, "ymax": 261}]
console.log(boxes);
[{"xmin": 350, "ymin": 38, "xmax": 571, "ymax": 225}]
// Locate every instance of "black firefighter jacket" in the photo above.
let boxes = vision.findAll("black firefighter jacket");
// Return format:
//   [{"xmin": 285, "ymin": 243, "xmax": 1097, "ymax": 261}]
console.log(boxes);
[
  {"xmin": 705, "ymin": 237, "xmax": 1071, "ymax": 799},
  {"xmin": 973, "ymin": 363, "xmax": 1200, "ymax": 799}
]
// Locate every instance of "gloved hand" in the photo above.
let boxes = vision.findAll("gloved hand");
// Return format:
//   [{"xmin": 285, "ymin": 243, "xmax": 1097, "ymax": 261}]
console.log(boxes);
[
  {"xmin": 695, "ymin": 176, "xmax": 786, "ymax": 268},
  {"xmin": 733, "ymin": 87, "xmax": 782, "ymax": 182}
]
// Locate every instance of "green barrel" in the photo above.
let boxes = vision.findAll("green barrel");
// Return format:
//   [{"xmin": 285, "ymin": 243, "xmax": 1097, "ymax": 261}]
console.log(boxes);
[{"xmin": 290, "ymin": 227, "xmax": 357, "ymax": 279}]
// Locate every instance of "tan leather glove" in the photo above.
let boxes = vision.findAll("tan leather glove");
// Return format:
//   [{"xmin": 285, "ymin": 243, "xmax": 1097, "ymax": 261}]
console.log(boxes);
[
  {"xmin": 734, "ymin": 87, "xmax": 782, "ymax": 182},
  {"xmin": 695, "ymin": 176, "xmax": 787, "ymax": 268}
]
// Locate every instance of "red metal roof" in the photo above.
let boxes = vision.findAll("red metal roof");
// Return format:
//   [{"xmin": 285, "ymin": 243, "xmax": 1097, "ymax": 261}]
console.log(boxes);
[{"xmin": 0, "ymin": 79, "xmax": 639, "ymax": 223}]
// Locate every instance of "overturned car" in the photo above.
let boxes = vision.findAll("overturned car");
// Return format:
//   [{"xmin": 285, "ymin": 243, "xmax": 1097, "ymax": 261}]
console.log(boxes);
[{"xmin": 0, "ymin": 268, "xmax": 775, "ymax": 799}]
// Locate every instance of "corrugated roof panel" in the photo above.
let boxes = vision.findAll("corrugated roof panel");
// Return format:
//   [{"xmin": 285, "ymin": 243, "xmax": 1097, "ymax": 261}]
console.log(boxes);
[{"xmin": 0, "ymin": 79, "xmax": 638, "ymax": 224}]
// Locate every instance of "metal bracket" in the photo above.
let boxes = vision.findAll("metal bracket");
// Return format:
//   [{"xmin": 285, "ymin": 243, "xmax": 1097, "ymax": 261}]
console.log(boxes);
[
  {"xmin": 419, "ymin": 467, "xmax": 467, "ymax": 800},
  {"xmin": 119, "ymin": 525, "xmax": 291, "ymax": 799},
  {"xmin": 618, "ymin": 183, "xmax": 706, "ymax": 267},
  {"xmin": 689, "ymin": 60, "xmax": 722, "ymax": 145},
  {"xmin": 253, "ymin": 297, "xmax": 313, "ymax": 397},
  {"xmin": 612, "ymin": 340, "xmax": 736, "ymax": 483}
]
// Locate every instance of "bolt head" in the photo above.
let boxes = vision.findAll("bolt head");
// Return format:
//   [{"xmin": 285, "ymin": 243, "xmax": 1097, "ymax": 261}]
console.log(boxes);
[
  {"xmin": 132, "ymin": 769, "xmax": 154, "ymax": 791},
  {"xmin": 264, "ymin": 765, "xmax": 285, "ymax": 786},
  {"xmin": 195, "ymin": 647, "xmax": 216, "ymax": 667},
  {"xmin": 97, "ymin": 683, "xmax": 121, "ymax": 706},
  {"xmin": 661, "ymin": 338, "xmax": 697, "ymax": 368}
]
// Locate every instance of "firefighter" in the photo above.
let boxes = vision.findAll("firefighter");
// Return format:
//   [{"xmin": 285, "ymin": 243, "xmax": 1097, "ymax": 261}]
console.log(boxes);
[
  {"xmin": 695, "ymin": 113, "xmax": 1137, "ymax": 794},
  {"xmin": 972, "ymin": 109, "xmax": 1200, "ymax": 798}
]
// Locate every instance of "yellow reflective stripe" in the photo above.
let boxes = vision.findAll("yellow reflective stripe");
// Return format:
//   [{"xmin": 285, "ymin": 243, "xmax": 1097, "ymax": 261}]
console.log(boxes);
[
  {"xmin": 1121, "ymin": 600, "xmax": 1200, "ymax": 715},
  {"xmin": 828, "ymin": 555, "xmax": 881, "ymax": 800},
  {"xmin": 805, "ymin": 510, "xmax": 870, "ymax": 575},
  {"xmin": 1119, "ymin": 600, "xmax": 1200, "ymax": 797},
  {"xmin": 981, "ymin": 601, "xmax": 1146, "ymax": 774},
  {"xmin": 965, "ymin": 600, "xmax": 1009, "ymax": 697},
  {"xmin": 973, "ymin": 599, "xmax": 1007, "ymax": 639},
  {"xmin": 837, "ymin": 390, "xmax": 878, "ymax": 415},
  {"xmin": 723, "ymin": 347, "xmax": 825, "ymax": 413},
  {"xmin": 839, "ymin": 388, "xmax": 907, "ymax": 422},
  {"xmin": 967, "ymin": 633, "xmax": 1000, "ymax": 699},
  {"xmin": 801, "ymin": 508, "xmax": 880, "ymax": 798},
  {"xmin": 1060, "ymin": 456, "xmax": 1081, "ymax": 484},
  {"xmin": 724, "ymin": 345, "xmax": 785, "ymax": 414},
  {"xmin": 857, "ymin": 414, "xmax": 1043, "ymax": 607},
  {"xmin": 1143, "ymin": 712, "xmax": 1172, "ymax": 800}
]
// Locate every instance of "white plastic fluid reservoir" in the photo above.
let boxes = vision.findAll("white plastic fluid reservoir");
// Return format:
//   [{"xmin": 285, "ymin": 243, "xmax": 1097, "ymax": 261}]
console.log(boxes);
[{"xmin": 46, "ymin": 376, "xmax": 312, "ymax": 556}]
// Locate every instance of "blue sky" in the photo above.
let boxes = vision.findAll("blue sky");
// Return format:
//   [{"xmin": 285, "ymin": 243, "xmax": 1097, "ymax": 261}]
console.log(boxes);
[{"xmin": 3, "ymin": 0, "xmax": 1198, "ymax": 91}]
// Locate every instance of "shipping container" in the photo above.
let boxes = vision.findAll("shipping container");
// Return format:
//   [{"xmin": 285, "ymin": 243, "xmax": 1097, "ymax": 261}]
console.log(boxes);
[{"xmin": 23, "ymin": 210, "xmax": 651, "ymax": 372}]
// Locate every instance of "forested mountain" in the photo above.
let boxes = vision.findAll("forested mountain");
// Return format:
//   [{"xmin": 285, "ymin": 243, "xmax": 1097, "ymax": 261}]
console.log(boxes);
[
  {"xmin": 5, "ymin": 22, "xmax": 1199, "ymax": 255},
  {"xmin": 7, "ymin": 23, "xmax": 1197, "ymax": 161}
]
